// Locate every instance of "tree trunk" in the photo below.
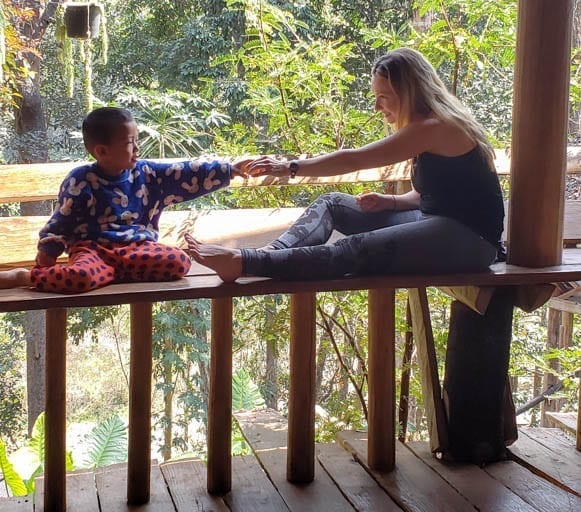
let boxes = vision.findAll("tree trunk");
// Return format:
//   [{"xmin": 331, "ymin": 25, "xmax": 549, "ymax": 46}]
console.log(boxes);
[{"xmin": 12, "ymin": 0, "xmax": 65, "ymax": 435}]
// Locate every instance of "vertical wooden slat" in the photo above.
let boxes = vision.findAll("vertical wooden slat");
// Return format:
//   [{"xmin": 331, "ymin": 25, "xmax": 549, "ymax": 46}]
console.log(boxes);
[
  {"xmin": 127, "ymin": 301, "xmax": 153, "ymax": 505},
  {"xmin": 207, "ymin": 297, "xmax": 233, "ymax": 494},
  {"xmin": 44, "ymin": 308, "xmax": 67, "ymax": 512},
  {"xmin": 398, "ymin": 299, "xmax": 413, "ymax": 442},
  {"xmin": 367, "ymin": 288, "xmax": 395, "ymax": 471},
  {"xmin": 287, "ymin": 292, "xmax": 316, "ymax": 483},
  {"xmin": 577, "ymin": 373, "xmax": 581, "ymax": 451},
  {"xmin": 408, "ymin": 288, "xmax": 449, "ymax": 453},
  {"xmin": 508, "ymin": 0, "xmax": 573, "ymax": 266}
]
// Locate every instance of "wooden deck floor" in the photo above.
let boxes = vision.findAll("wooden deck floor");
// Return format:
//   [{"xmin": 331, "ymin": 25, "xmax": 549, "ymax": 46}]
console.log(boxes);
[{"xmin": 1, "ymin": 409, "xmax": 579, "ymax": 512}]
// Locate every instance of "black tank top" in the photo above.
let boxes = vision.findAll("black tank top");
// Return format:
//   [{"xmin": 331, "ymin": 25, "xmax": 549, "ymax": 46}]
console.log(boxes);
[{"xmin": 411, "ymin": 147, "xmax": 505, "ymax": 246}]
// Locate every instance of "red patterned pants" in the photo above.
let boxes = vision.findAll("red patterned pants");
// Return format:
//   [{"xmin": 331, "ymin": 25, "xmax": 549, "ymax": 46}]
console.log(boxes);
[{"xmin": 30, "ymin": 240, "xmax": 191, "ymax": 294}]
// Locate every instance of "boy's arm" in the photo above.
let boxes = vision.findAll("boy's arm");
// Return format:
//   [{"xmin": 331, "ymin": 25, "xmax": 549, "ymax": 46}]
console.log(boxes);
[
  {"xmin": 150, "ymin": 159, "xmax": 236, "ymax": 201},
  {"xmin": 37, "ymin": 173, "xmax": 91, "ymax": 261}
]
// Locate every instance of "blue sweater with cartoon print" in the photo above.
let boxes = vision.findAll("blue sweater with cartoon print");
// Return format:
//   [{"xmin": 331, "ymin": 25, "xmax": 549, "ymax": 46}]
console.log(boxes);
[{"xmin": 38, "ymin": 159, "xmax": 232, "ymax": 258}]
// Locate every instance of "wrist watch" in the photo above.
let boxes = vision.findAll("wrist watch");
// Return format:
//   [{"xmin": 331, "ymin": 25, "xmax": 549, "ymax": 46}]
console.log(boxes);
[{"xmin": 289, "ymin": 160, "xmax": 299, "ymax": 179}]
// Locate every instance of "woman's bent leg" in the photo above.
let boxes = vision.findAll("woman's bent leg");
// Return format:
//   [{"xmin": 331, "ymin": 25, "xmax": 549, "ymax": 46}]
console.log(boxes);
[{"xmin": 272, "ymin": 192, "xmax": 421, "ymax": 249}]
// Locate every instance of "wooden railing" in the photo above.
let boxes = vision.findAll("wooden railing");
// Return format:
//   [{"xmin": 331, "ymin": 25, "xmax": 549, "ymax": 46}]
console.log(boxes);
[{"xmin": 1, "ymin": 154, "xmax": 581, "ymax": 510}]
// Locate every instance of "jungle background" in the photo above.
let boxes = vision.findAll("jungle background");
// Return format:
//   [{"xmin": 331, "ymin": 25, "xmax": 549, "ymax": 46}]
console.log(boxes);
[{"xmin": 0, "ymin": 0, "xmax": 580, "ymax": 496}]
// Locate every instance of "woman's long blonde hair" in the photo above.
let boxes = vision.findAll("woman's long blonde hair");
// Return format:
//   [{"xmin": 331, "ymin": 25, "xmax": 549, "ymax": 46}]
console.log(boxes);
[{"xmin": 372, "ymin": 48, "xmax": 495, "ymax": 166}]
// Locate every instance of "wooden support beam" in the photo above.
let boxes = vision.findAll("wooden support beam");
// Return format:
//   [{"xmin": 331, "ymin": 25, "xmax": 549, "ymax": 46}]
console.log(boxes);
[
  {"xmin": 207, "ymin": 297, "xmax": 233, "ymax": 494},
  {"xmin": 408, "ymin": 288, "xmax": 449, "ymax": 453},
  {"xmin": 127, "ymin": 302, "xmax": 153, "ymax": 505},
  {"xmin": 44, "ymin": 308, "xmax": 67, "ymax": 512},
  {"xmin": 367, "ymin": 288, "xmax": 395, "ymax": 471},
  {"xmin": 287, "ymin": 292, "xmax": 316, "ymax": 483},
  {"xmin": 508, "ymin": 0, "xmax": 573, "ymax": 266}
]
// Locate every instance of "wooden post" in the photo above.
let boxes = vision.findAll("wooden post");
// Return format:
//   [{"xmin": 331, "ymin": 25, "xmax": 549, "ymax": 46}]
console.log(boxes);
[
  {"xmin": 508, "ymin": 0, "xmax": 573, "ymax": 266},
  {"xmin": 44, "ymin": 308, "xmax": 67, "ymax": 512},
  {"xmin": 287, "ymin": 292, "xmax": 316, "ymax": 483},
  {"xmin": 408, "ymin": 288, "xmax": 449, "ymax": 453},
  {"xmin": 127, "ymin": 302, "xmax": 153, "ymax": 505},
  {"xmin": 207, "ymin": 297, "xmax": 233, "ymax": 494},
  {"xmin": 367, "ymin": 288, "xmax": 395, "ymax": 471}
]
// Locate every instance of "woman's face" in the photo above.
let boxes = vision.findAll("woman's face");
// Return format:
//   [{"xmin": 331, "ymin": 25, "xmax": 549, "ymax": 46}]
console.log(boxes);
[{"xmin": 372, "ymin": 74, "xmax": 400, "ymax": 125}]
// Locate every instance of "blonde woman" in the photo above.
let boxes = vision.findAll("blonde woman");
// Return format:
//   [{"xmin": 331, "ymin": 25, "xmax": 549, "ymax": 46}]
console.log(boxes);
[{"xmin": 186, "ymin": 48, "xmax": 504, "ymax": 282}]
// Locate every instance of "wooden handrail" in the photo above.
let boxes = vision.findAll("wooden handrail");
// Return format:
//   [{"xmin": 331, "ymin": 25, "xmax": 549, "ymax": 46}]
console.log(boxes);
[{"xmin": 1, "ymin": 147, "xmax": 579, "ymax": 204}]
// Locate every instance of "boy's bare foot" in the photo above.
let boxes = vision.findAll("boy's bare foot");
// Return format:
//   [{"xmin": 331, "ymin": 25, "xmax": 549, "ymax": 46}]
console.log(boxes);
[
  {"xmin": 185, "ymin": 234, "xmax": 243, "ymax": 282},
  {"xmin": 0, "ymin": 268, "xmax": 31, "ymax": 289}
]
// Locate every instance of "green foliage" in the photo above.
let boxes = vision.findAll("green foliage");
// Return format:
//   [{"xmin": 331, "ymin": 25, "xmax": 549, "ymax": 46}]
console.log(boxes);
[
  {"xmin": 232, "ymin": 369, "xmax": 266, "ymax": 411},
  {"xmin": 115, "ymin": 88, "xmax": 230, "ymax": 158},
  {"xmin": 0, "ymin": 315, "xmax": 25, "ymax": 443},
  {"xmin": 7, "ymin": 413, "xmax": 74, "ymax": 495},
  {"xmin": 82, "ymin": 415, "xmax": 127, "ymax": 468},
  {"xmin": 0, "ymin": 439, "xmax": 27, "ymax": 497}
]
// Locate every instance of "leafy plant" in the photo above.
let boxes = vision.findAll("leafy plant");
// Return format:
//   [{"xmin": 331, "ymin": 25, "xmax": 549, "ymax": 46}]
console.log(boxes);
[
  {"xmin": 83, "ymin": 415, "xmax": 127, "ymax": 468},
  {"xmin": 232, "ymin": 369, "xmax": 266, "ymax": 411},
  {"xmin": 0, "ymin": 439, "xmax": 27, "ymax": 496}
]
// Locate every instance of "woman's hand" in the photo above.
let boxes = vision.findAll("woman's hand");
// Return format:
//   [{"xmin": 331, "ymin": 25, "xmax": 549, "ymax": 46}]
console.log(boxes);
[
  {"xmin": 246, "ymin": 157, "xmax": 290, "ymax": 177},
  {"xmin": 356, "ymin": 192, "xmax": 395, "ymax": 212}
]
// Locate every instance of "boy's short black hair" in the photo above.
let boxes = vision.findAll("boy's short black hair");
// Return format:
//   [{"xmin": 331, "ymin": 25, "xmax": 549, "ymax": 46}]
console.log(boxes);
[{"xmin": 82, "ymin": 107, "xmax": 135, "ymax": 147}]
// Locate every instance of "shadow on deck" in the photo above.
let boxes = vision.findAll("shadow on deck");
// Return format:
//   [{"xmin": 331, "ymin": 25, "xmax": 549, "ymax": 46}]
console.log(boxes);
[{"xmin": 2, "ymin": 409, "xmax": 579, "ymax": 512}]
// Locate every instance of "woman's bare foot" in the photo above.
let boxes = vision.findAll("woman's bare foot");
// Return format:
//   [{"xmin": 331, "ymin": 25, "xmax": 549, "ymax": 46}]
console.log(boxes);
[
  {"xmin": 0, "ymin": 268, "xmax": 31, "ymax": 289},
  {"xmin": 185, "ymin": 234, "xmax": 243, "ymax": 282}
]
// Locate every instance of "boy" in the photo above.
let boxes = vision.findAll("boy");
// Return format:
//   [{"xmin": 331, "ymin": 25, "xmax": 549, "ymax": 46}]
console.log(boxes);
[{"xmin": 0, "ymin": 107, "xmax": 248, "ymax": 293}]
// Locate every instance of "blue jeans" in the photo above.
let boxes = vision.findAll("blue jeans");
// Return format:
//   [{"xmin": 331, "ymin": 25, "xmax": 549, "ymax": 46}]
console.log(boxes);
[{"xmin": 241, "ymin": 192, "xmax": 497, "ymax": 280}]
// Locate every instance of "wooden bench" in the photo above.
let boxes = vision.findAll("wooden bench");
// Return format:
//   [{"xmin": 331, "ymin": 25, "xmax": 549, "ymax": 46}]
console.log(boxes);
[{"xmin": 2, "ymin": 251, "xmax": 581, "ymax": 509}]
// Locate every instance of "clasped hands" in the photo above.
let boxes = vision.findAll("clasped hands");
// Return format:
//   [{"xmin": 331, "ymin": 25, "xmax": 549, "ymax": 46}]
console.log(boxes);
[{"xmin": 231, "ymin": 156, "xmax": 292, "ymax": 179}]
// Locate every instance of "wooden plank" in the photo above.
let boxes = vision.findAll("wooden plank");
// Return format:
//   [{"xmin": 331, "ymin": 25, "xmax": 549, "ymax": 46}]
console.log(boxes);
[
  {"xmin": 44, "ymin": 308, "xmax": 68, "ymax": 512},
  {"xmin": 96, "ymin": 463, "xmax": 174, "ymax": 511},
  {"xmin": 35, "ymin": 470, "xmax": 99, "ymax": 512},
  {"xmin": 160, "ymin": 458, "xmax": 228, "ymax": 511},
  {"xmin": 127, "ymin": 302, "xmax": 153, "ymax": 505},
  {"xmin": 337, "ymin": 431, "xmax": 475, "ymax": 512},
  {"xmin": 406, "ymin": 442, "xmax": 536, "ymax": 512},
  {"xmin": 3, "ymin": 249, "xmax": 581, "ymax": 313},
  {"xmin": 225, "ymin": 455, "xmax": 289, "ymax": 512},
  {"xmin": 367, "ymin": 288, "xmax": 396, "ymax": 471},
  {"xmin": 2, "ymin": 149, "xmax": 581, "ymax": 203},
  {"xmin": 545, "ymin": 412, "xmax": 578, "ymax": 437},
  {"xmin": 0, "ymin": 497, "xmax": 33, "ymax": 511},
  {"xmin": 407, "ymin": 288, "xmax": 448, "ymax": 453},
  {"xmin": 0, "ymin": 208, "xmax": 304, "ymax": 270},
  {"xmin": 287, "ymin": 293, "xmax": 316, "ymax": 483},
  {"xmin": 316, "ymin": 443, "xmax": 403, "ymax": 511},
  {"xmin": 235, "ymin": 409, "xmax": 354, "ymax": 512},
  {"xmin": 548, "ymin": 296, "xmax": 581, "ymax": 315},
  {"xmin": 485, "ymin": 459, "xmax": 581, "ymax": 512},
  {"xmin": 508, "ymin": 428, "xmax": 580, "ymax": 496},
  {"xmin": 207, "ymin": 297, "xmax": 233, "ymax": 495},
  {"xmin": 0, "ymin": 160, "xmax": 409, "ymax": 204}
]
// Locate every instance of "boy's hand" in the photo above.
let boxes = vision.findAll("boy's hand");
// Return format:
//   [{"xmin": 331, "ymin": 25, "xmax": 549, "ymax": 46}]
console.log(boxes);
[
  {"xmin": 35, "ymin": 251, "xmax": 57, "ymax": 268},
  {"xmin": 231, "ymin": 158, "xmax": 254, "ymax": 179}
]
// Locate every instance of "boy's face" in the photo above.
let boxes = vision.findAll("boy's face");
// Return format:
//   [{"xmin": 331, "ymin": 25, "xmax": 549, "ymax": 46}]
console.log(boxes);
[{"xmin": 93, "ymin": 121, "xmax": 139, "ymax": 177}]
